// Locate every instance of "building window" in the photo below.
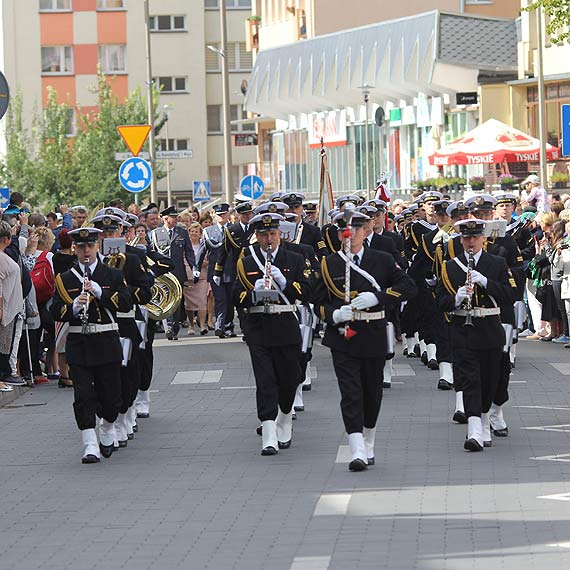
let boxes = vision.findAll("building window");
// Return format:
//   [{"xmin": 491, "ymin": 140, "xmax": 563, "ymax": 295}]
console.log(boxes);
[
  {"xmin": 41, "ymin": 46, "xmax": 73, "ymax": 75},
  {"xmin": 208, "ymin": 165, "xmax": 241, "ymax": 195},
  {"xmin": 98, "ymin": 44, "xmax": 127, "ymax": 73},
  {"xmin": 205, "ymin": 0, "xmax": 251, "ymax": 9},
  {"xmin": 156, "ymin": 76, "xmax": 188, "ymax": 93},
  {"xmin": 208, "ymin": 105, "xmax": 254, "ymax": 133},
  {"xmin": 97, "ymin": 0, "xmax": 124, "ymax": 9},
  {"xmin": 159, "ymin": 139, "xmax": 189, "ymax": 151},
  {"xmin": 39, "ymin": 0, "xmax": 71, "ymax": 11},
  {"xmin": 205, "ymin": 42, "xmax": 252, "ymax": 72},
  {"xmin": 150, "ymin": 15, "xmax": 187, "ymax": 32}
]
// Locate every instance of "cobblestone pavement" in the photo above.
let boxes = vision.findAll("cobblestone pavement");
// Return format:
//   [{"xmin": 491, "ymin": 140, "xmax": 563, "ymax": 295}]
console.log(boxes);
[{"xmin": 2, "ymin": 333, "xmax": 570, "ymax": 570}]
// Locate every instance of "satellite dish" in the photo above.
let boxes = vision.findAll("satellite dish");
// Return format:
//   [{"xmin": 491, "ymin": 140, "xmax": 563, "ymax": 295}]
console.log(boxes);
[
  {"xmin": 0, "ymin": 72, "xmax": 10, "ymax": 121},
  {"xmin": 375, "ymin": 106, "xmax": 385, "ymax": 127}
]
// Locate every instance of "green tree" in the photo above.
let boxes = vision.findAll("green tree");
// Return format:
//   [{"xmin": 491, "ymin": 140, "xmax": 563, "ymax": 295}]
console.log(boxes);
[{"xmin": 525, "ymin": 1, "xmax": 570, "ymax": 44}]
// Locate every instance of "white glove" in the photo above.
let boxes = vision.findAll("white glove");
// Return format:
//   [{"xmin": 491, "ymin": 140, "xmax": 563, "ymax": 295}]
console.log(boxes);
[
  {"xmin": 470, "ymin": 270, "xmax": 487, "ymax": 288},
  {"xmin": 212, "ymin": 276, "xmax": 221, "ymax": 286},
  {"xmin": 270, "ymin": 266, "xmax": 286, "ymax": 289},
  {"xmin": 89, "ymin": 281, "xmax": 102, "ymax": 299},
  {"xmin": 351, "ymin": 292, "xmax": 378, "ymax": 310},
  {"xmin": 455, "ymin": 285, "xmax": 470, "ymax": 308},
  {"xmin": 425, "ymin": 277, "xmax": 437, "ymax": 287},
  {"xmin": 332, "ymin": 305, "xmax": 353, "ymax": 324},
  {"xmin": 254, "ymin": 278, "xmax": 266, "ymax": 291}
]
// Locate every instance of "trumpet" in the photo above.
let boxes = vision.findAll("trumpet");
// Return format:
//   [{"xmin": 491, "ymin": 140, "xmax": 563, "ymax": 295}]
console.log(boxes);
[
  {"xmin": 464, "ymin": 248, "xmax": 475, "ymax": 327},
  {"xmin": 81, "ymin": 257, "xmax": 91, "ymax": 334}
]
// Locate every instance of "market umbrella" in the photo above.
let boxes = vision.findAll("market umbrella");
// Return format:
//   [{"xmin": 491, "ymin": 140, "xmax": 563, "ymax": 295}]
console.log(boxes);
[{"xmin": 429, "ymin": 118, "xmax": 560, "ymax": 166}]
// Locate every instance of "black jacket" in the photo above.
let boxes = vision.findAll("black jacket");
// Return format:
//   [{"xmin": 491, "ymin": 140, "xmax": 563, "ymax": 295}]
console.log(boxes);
[
  {"xmin": 299, "ymin": 221, "xmax": 329, "ymax": 259},
  {"xmin": 215, "ymin": 222, "xmax": 253, "ymax": 280},
  {"xmin": 366, "ymin": 232, "xmax": 402, "ymax": 267},
  {"xmin": 314, "ymin": 249, "xmax": 417, "ymax": 358}
]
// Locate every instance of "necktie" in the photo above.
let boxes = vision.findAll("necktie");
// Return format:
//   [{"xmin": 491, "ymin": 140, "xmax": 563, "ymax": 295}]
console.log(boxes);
[
  {"xmin": 169, "ymin": 229, "xmax": 173, "ymax": 240},
  {"xmin": 245, "ymin": 224, "xmax": 249, "ymax": 233},
  {"xmin": 353, "ymin": 254, "xmax": 360, "ymax": 266}
]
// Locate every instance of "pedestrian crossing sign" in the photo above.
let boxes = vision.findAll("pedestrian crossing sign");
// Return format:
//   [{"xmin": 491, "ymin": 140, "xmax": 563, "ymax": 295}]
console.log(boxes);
[{"xmin": 193, "ymin": 180, "xmax": 211, "ymax": 202}]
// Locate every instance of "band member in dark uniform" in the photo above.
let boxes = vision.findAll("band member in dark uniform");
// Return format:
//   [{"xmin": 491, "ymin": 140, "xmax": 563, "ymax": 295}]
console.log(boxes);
[
  {"xmin": 234, "ymin": 213, "xmax": 310, "ymax": 456},
  {"xmin": 214, "ymin": 201, "xmax": 254, "ymax": 336},
  {"xmin": 50, "ymin": 228, "xmax": 132, "ymax": 463},
  {"xmin": 314, "ymin": 210, "xmax": 416, "ymax": 471},
  {"xmin": 281, "ymin": 192, "xmax": 329, "ymax": 258},
  {"xmin": 436, "ymin": 219, "xmax": 517, "ymax": 451},
  {"xmin": 321, "ymin": 195, "xmax": 360, "ymax": 253}
]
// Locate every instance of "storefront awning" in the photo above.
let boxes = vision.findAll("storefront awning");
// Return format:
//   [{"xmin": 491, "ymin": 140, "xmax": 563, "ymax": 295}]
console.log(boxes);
[{"xmin": 245, "ymin": 10, "xmax": 518, "ymax": 119}]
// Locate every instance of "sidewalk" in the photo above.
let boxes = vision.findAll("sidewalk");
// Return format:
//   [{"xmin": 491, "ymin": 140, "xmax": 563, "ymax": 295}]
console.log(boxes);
[{"xmin": 1, "ymin": 335, "xmax": 570, "ymax": 569}]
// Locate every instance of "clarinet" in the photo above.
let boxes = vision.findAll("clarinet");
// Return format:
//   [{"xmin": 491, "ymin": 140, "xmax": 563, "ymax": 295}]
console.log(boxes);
[
  {"xmin": 264, "ymin": 244, "xmax": 273, "ymax": 290},
  {"xmin": 81, "ymin": 258, "xmax": 91, "ymax": 334},
  {"xmin": 464, "ymin": 248, "xmax": 475, "ymax": 327}
]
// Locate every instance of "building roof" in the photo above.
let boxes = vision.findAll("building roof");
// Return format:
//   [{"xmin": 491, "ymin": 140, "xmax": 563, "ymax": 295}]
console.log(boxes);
[{"xmin": 244, "ymin": 10, "xmax": 518, "ymax": 119}]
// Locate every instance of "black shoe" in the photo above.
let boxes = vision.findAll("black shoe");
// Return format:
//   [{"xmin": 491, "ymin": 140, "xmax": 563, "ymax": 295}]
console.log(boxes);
[
  {"xmin": 136, "ymin": 412, "xmax": 149, "ymax": 419},
  {"xmin": 226, "ymin": 331, "xmax": 237, "ymax": 338},
  {"xmin": 81, "ymin": 454, "xmax": 100, "ymax": 464},
  {"xmin": 427, "ymin": 359, "xmax": 439, "ymax": 370},
  {"xmin": 200, "ymin": 329, "xmax": 209, "ymax": 336},
  {"xmin": 127, "ymin": 432, "xmax": 134, "ymax": 440},
  {"xmin": 261, "ymin": 446, "xmax": 278, "ymax": 456},
  {"xmin": 403, "ymin": 347, "xmax": 408, "ymax": 356},
  {"xmin": 413, "ymin": 344, "xmax": 421, "ymax": 357},
  {"xmin": 215, "ymin": 329, "xmax": 226, "ymax": 339},
  {"xmin": 483, "ymin": 440, "xmax": 492, "ymax": 448},
  {"xmin": 368, "ymin": 457, "xmax": 375, "ymax": 466},
  {"xmin": 302, "ymin": 384, "xmax": 312, "ymax": 391},
  {"xmin": 256, "ymin": 425, "xmax": 262, "ymax": 436},
  {"xmin": 118, "ymin": 440, "xmax": 128, "ymax": 448},
  {"xmin": 132, "ymin": 422, "xmax": 138, "ymax": 433},
  {"xmin": 438, "ymin": 379, "xmax": 453, "ymax": 391},
  {"xmin": 348, "ymin": 458, "xmax": 368, "ymax": 472},
  {"xmin": 383, "ymin": 382, "xmax": 392, "ymax": 389},
  {"xmin": 294, "ymin": 405, "xmax": 304, "ymax": 412},
  {"xmin": 492, "ymin": 427, "xmax": 509, "ymax": 437},
  {"xmin": 278, "ymin": 440, "xmax": 291, "ymax": 449},
  {"xmin": 99, "ymin": 443, "xmax": 114, "ymax": 458},
  {"xmin": 421, "ymin": 352, "xmax": 428, "ymax": 365},
  {"xmin": 464, "ymin": 438, "xmax": 483, "ymax": 452},
  {"xmin": 453, "ymin": 411, "xmax": 468, "ymax": 424},
  {"xmin": 58, "ymin": 377, "xmax": 73, "ymax": 388},
  {"xmin": 166, "ymin": 330, "xmax": 173, "ymax": 341}
]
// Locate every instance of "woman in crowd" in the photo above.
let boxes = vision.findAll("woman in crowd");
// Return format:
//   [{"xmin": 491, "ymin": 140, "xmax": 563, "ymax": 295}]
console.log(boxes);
[
  {"xmin": 0, "ymin": 221, "xmax": 24, "ymax": 393},
  {"xmin": 134, "ymin": 223, "xmax": 148, "ymax": 245},
  {"xmin": 548, "ymin": 220, "xmax": 570, "ymax": 343}
]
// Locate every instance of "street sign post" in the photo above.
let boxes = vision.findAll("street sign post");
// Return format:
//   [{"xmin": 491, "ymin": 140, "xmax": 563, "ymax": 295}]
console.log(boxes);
[
  {"xmin": 119, "ymin": 157, "xmax": 153, "ymax": 193},
  {"xmin": 562, "ymin": 104, "xmax": 570, "ymax": 157},
  {"xmin": 114, "ymin": 150, "xmax": 193, "ymax": 161},
  {"xmin": 193, "ymin": 181, "xmax": 211, "ymax": 202},
  {"xmin": 0, "ymin": 72, "xmax": 10, "ymax": 121},
  {"xmin": 0, "ymin": 187, "xmax": 10, "ymax": 209},
  {"xmin": 239, "ymin": 174, "xmax": 265, "ymax": 200}
]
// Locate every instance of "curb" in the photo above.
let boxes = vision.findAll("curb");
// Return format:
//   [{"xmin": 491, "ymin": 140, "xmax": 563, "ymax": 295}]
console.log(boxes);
[{"xmin": 0, "ymin": 385, "xmax": 30, "ymax": 408}]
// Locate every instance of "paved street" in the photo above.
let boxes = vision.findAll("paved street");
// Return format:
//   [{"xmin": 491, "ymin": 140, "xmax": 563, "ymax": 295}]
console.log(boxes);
[{"xmin": 2, "ymin": 334, "xmax": 570, "ymax": 570}]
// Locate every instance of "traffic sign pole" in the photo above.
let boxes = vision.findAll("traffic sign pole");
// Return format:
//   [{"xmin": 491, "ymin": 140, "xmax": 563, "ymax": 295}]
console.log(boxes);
[{"xmin": 562, "ymin": 104, "xmax": 570, "ymax": 157}]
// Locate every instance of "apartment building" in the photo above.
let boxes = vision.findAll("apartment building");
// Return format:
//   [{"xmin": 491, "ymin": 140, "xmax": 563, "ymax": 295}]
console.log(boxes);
[{"xmin": 0, "ymin": 0, "xmax": 257, "ymax": 207}]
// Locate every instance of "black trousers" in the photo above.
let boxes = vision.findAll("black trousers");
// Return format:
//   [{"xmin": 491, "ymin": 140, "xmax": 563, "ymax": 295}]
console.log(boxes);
[
  {"xmin": 69, "ymin": 362, "xmax": 122, "ymax": 430},
  {"xmin": 453, "ymin": 347, "xmax": 502, "ymax": 418},
  {"xmin": 167, "ymin": 292, "xmax": 185, "ymax": 336},
  {"xmin": 222, "ymin": 282, "xmax": 234, "ymax": 332},
  {"xmin": 210, "ymin": 280, "xmax": 227, "ymax": 331},
  {"xmin": 493, "ymin": 351, "xmax": 511, "ymax": 407},
  {"xmin": 435, "ymin": 315, "xmax": 453, "ymax": 363},
  {"xmin": 331, "ymin": 350, "xmax": 384, "ymax": 434},
  {"xmin": 248, "ymin": 344, "xmax": 301, "ymax": 421},
  {"xmin": 139, "ymin": 321, "xmax": 155, "ymax": 392},
  {"xmin": 119, "ymin": 349, "xmax": 142, "ymax": 413},
  {"xmin": 400, "ymin": 296, "xmax": 418, "ymax": 338},
  {"xmin": 417, "ymin": 287, "xmax": 438, "ymax": 344}
]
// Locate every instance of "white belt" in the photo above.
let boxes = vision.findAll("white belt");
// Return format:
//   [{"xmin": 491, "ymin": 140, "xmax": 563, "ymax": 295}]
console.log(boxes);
[
  {"xmin": 68, "ymin": 323, "xmax": 119, "ymax": 334},
  {"xmin": 351, "ymin": 310, "xmax": 385, "ymax": 321},
  {"xmin": 117, "ymin": 309, "xmax": 136, "ymax": 319},
  {"xmin": 248, "ymin": 305, "xmax": 297, "ymax": 315},
  {"xmin": 451, "ymin": 308, "xmax": 501, "ymax": 318}
]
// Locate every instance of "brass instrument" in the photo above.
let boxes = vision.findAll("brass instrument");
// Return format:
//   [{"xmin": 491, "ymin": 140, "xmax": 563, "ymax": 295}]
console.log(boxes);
[
  {"xmin": 464, "ymin": 248, "xmax": 475, "ymax": 327},
  {"xmin": 432, "ymin": 223, "xmax": 453, "ymax": 244},
  {"xmin": 145, "ymin": 273, "xmax": 183, "ymax": 321},
  {"xmin": 81, "ymin": 202, "xmax": 105, "ymax": 228},
  {"xmin": 81, "ymin": 257, "xmax": 91, "ymax": 334}
]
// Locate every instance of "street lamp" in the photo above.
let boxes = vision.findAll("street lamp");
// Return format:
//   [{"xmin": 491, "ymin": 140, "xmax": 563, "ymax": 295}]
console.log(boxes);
[
  {"xmin": 207, "ymin": 1, "xmax": 233, "ymax": 204},
  {"xmin": 163, "ymin": 104, "xmax": 173, "ymax": 206},
  {"xmin": 358, "ymin": 84, "xmax": 375, "ymax": 198}
]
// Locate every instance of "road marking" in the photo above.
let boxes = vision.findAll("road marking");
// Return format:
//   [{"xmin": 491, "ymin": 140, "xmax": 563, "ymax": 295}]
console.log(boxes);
[
  {"xmin": 538, "ymin": 493, "xmax": 570, "ymax": 502},
  {"xmin": 171, "ymin": 370, "xmax": 223, "ymax": 385},
  {"xmin": 523, "ymin": 424, "xmax": 570, "ymax": 433},
  {"xmin": 514, "ymin": 405, "xmax": 570, "ymax": 411},
  {"xmin": 531, "ymin": 453, "xmax": 570, "ymax": 463},
  {"xmin": 155, "ymin": 336, "xmax": 244, "ymax": 348},
  {"xmin": 290, "ymin": 556, "xmax": 331, "ymax": 570},
  {"xmin": 149, "ymin": 390, "xmax": 159, "ymax": 393},
  {"xmin": 393, "ymin": 364, "xmax": 415, "ymax": 376},
  {"xmin": 220, "ymin": 386, "xmax": 256, "ymax": 390},
  {"xmin": 547, "ymin": 542, "xmax": 570, "ymax": 548},
  {"xmin": 549, "ymin": 363, "xmax": 570, "ymax": 375},
  {"xmin": 391, "ymin": 381, "xmax": 405, "ymax": 384},
  {"xmin": 313, "ymin": 493, "xmax": 352, "ymax": 516},
  {"xmin": 510, "ymin": 380, "xmax": 527, "ymax": 384},
  {"xmin": 335, "ymin": 445, "xmax": 352, "ymax": 463}
]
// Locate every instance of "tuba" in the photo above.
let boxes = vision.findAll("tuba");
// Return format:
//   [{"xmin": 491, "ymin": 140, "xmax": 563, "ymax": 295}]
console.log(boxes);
[{"xmin": 144, "ymin": 250, "xmax": 183, "ymax": 321}]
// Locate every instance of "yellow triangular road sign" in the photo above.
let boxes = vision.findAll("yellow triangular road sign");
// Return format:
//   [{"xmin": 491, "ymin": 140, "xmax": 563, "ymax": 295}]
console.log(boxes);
[{"xmin": 117, "ymin": 125, "xmax": 152, "ymax": 157}]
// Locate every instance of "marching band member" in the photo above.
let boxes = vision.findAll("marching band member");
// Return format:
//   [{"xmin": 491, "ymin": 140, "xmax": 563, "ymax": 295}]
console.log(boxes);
[
  {"xmin": 50, "ymin": 228, "xmax": 132, "ymax": 463},
  {"xmin": 436, "ymin": 219, "xmax": 517, "ymax": 451},
  {"xmin": 314, "ymin": 210, "xmax": 416, "ymax": 471},
  {"xmin": 321, "ymin": 195, "xmax": 360, "ymax": 253},
  {"xmin": 234, "ymin": 213, "xmax": 310, "ymax": 456}
]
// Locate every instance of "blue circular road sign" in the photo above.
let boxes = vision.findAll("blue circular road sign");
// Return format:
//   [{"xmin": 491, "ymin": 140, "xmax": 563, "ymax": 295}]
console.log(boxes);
[
  {"xmin": 239, "ymin": 175, "xmax": 265, "ymax": 200},
  {"xmin": 119, "ymin": 157, "xmax": 152, "ymax": 193}
]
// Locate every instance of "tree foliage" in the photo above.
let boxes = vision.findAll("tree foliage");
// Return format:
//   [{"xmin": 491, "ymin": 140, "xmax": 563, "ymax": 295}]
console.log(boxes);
[
  {"xmin": 525, "ymin": 0, "xmax": 570, "ymax": 44},
  {"xmin": 0, "ymin": 71, "xmax": 161, "ymax": 210}
]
